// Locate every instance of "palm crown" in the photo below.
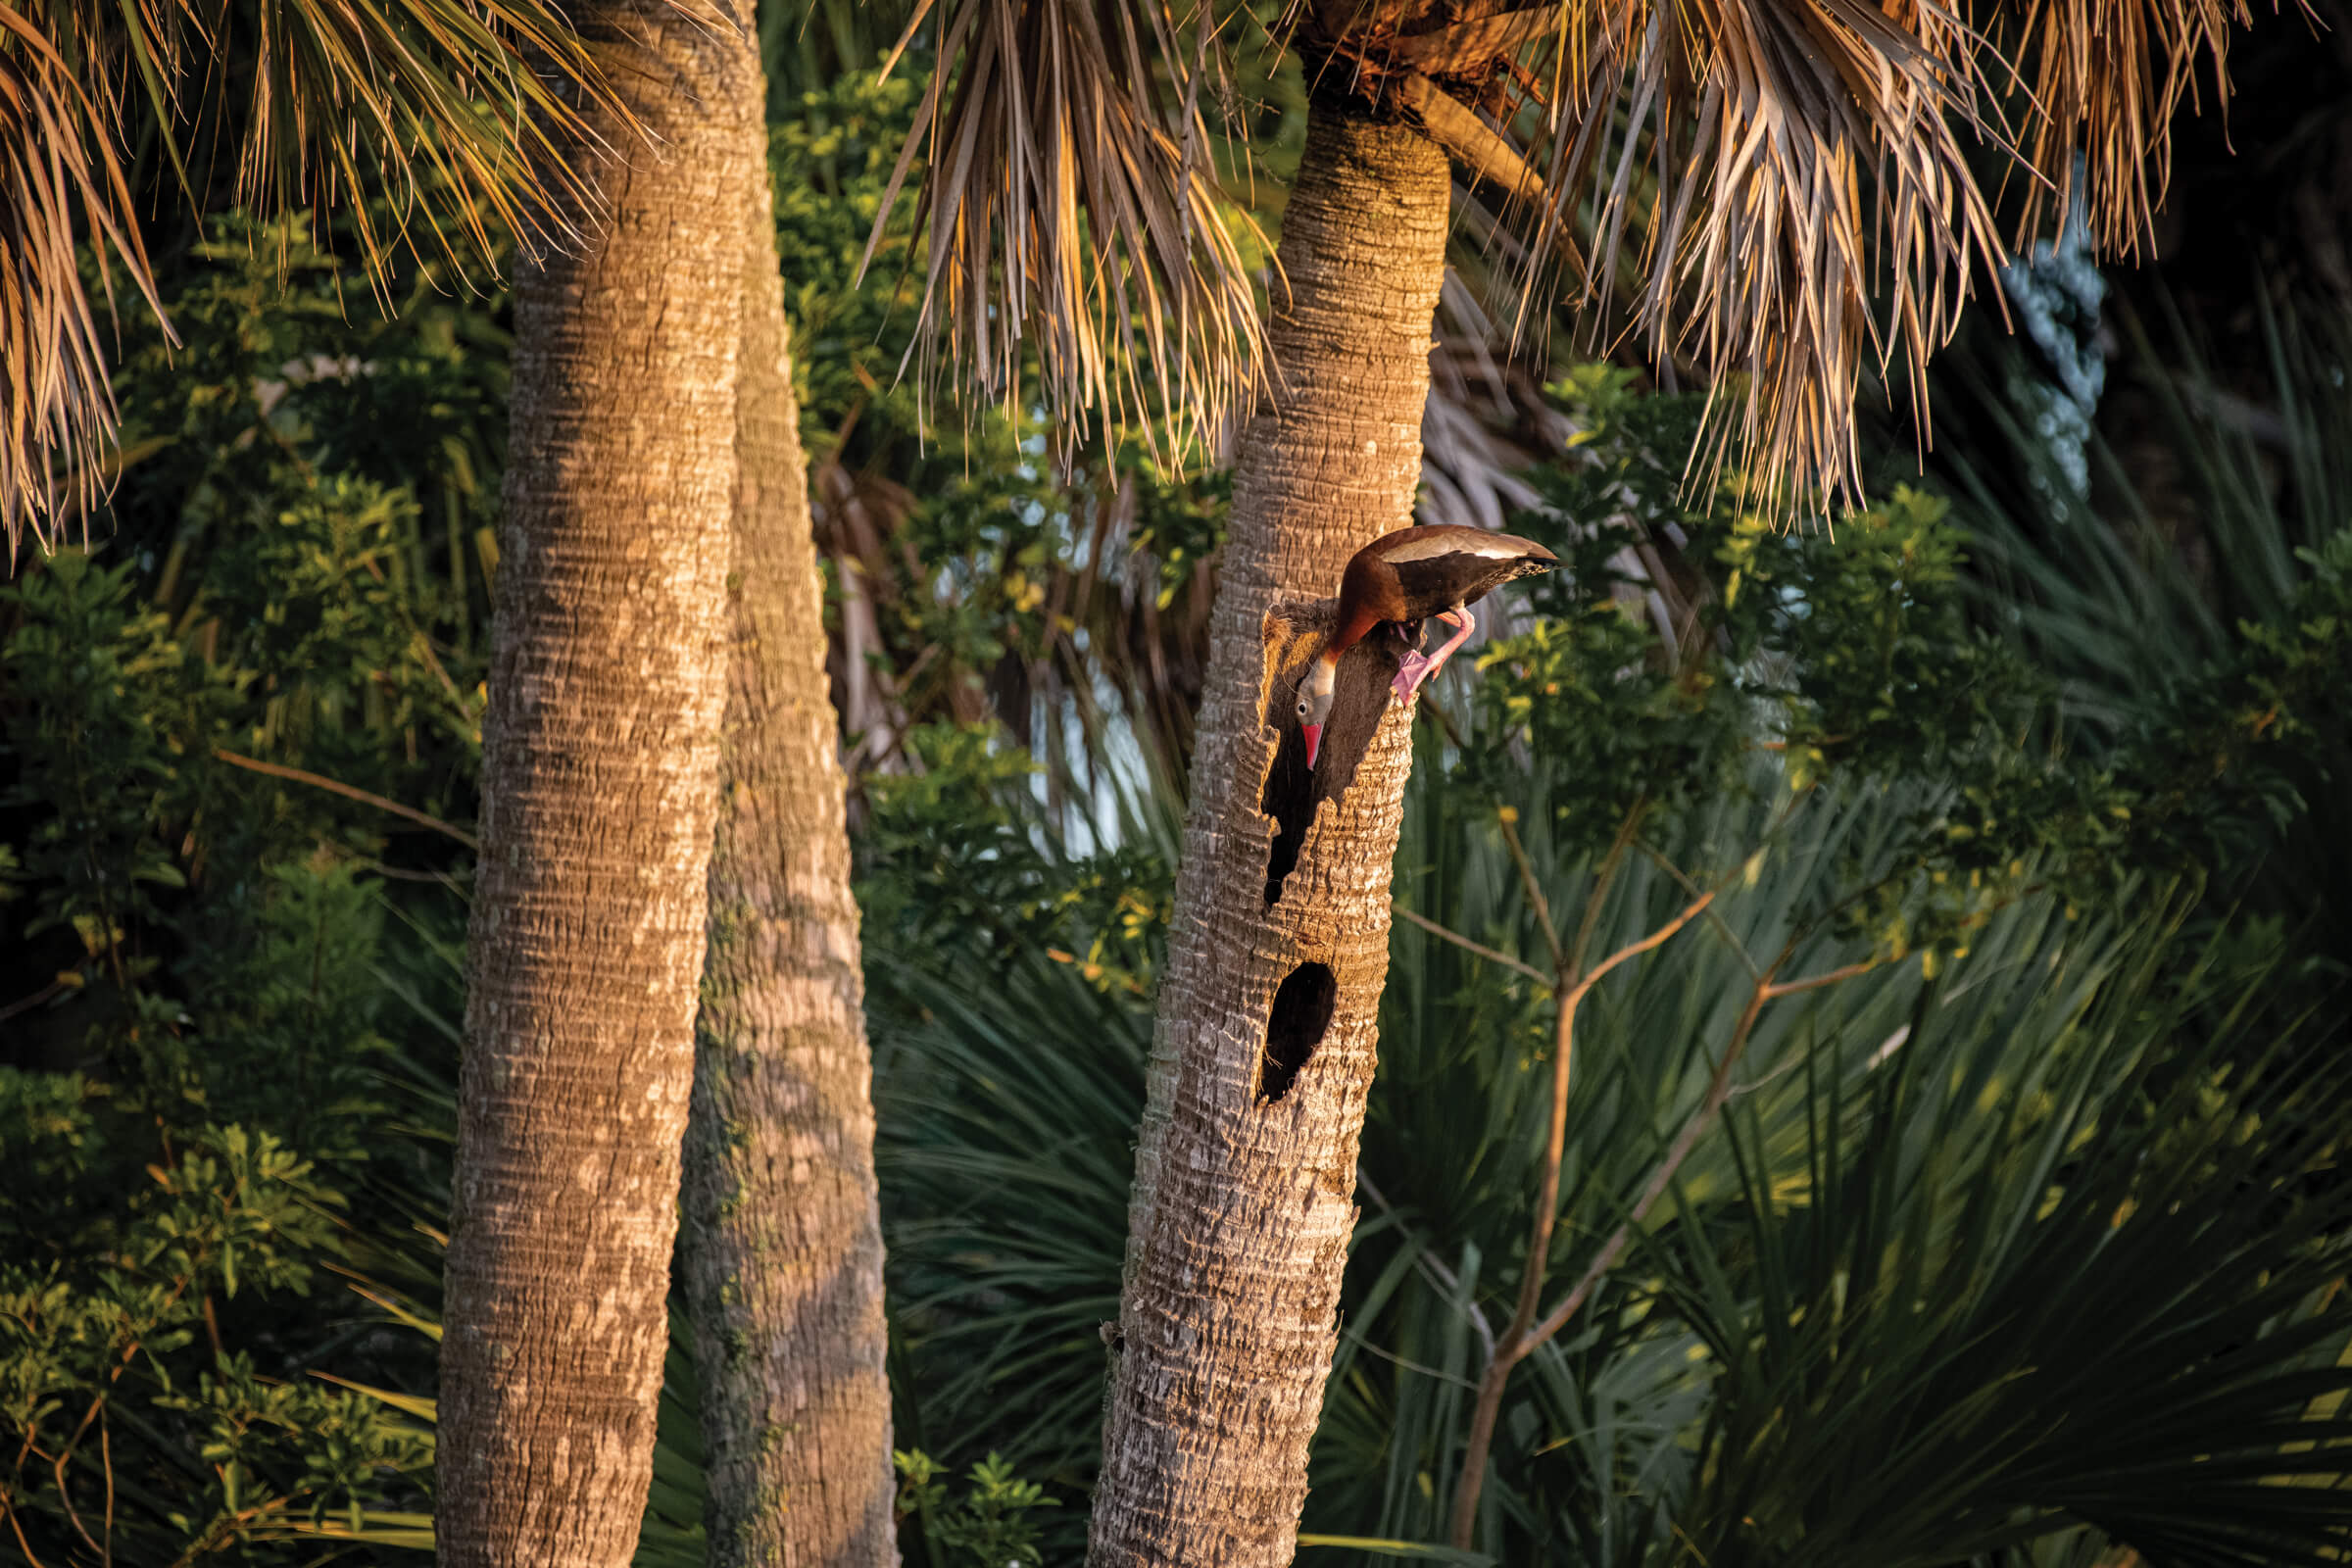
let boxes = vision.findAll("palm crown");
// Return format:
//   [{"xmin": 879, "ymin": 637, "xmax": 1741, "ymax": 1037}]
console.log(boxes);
[
  {"xmin": 884, "ymin": 0, "xmax": 2263, "ymax": 504},
  {"xmin": 1, "ymin": 0, "xmax": 651, "ymax": 554}
]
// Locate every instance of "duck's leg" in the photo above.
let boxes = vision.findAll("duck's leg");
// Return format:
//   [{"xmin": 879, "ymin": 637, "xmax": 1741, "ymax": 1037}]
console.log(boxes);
[
  {"xmin": 1421, "ymin": 607, "xmax": 1478, "ymax": 679},
  {"xmin": 1391, "ymin": 609, "xmax": 1474, "ymax": 703}
]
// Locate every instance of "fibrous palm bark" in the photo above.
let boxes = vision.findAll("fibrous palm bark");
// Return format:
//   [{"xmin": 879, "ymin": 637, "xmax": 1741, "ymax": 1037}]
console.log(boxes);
[
  {"xmin": 678, "ymin": 17, "xmax": 898, "ymax": 1565},
  {"xmin": 437, "ymin": 2, "xmax": 745, "ymax": 1560},
  {"xmin": 1089, "ymin": 99, "xmax": 1451, "ymax": 1567}
]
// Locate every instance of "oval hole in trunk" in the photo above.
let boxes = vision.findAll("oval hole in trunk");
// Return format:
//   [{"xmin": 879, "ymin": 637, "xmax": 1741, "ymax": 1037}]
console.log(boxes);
[{"xmin": 1259, "ymin": 962, "xmax": 1337, "ymax": 1105}]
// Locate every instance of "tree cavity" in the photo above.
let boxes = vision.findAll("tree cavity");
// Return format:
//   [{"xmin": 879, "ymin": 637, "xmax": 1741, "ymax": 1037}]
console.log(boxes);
[{"xmin": 1258, "ymin": 962, "xmax": 1337, "ymax": 1106}]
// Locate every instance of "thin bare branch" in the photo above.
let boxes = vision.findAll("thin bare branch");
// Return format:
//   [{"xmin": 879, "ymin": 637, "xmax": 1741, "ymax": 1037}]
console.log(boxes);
[
  {"xmin": 1564, "ymin": 891, "xmax": 1717, "ymax": 1005},
  {"xmin": 211, "ymin": 750, "xmax": 480, "ymax": 850},
  {"xmin": 1392, "ymin": 903, "xmax": 1554, "ymax": 989},
  {"xmin": 1763, "ymin": 957, "xmax": 1879, "ymax": 999},
  {"xmin": 1567, "ymin": 807, "xmax": 1644, "ymax": 983},
  {"xmin": 1516, "ymin": 972, "xmax": 1775, "ymax": 1357},
  {"xmin": 1495, "ymin": 808, "xmax": 1565, "ymax": 973},
  {"xmin": 1449, "ymin": 878, "xmax": 1715, "ymax": 1546},
  {"xmin": 1644, "ymin": 847, "xmax": 1765, "ymax": 980}
]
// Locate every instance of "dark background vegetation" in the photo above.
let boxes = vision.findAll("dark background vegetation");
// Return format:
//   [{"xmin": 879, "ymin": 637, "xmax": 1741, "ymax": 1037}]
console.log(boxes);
[{"xmin": 5, "ymin": 3, "xmax": 2352, "ymax": 1563}]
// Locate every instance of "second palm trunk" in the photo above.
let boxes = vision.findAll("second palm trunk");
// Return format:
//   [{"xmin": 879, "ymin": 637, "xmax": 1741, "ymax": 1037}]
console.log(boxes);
[
  {"xmin": 437, "ymin": 2, "xmax": 745, "ymax": 1560},
  {"xmin": 1090, "ymin": 100, "xmax": 1451, "ymax": 1568}
]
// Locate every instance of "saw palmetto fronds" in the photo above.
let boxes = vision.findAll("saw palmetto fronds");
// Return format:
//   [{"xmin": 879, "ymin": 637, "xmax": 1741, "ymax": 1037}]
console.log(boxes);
[
  {"xmin": 862, "ymin": 0, "xmax": 1269, "ymax": 465},
  {"xmin": 1, "ymin": 0, "xmax": 637, "ymax": 557}
]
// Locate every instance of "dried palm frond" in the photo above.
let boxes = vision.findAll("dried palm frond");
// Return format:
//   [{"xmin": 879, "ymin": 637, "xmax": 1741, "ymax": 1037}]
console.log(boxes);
[
  {"xmin": 0, "ymin": 8, "xmax": 163, "ymax": 553},
  {"xmin": 861, "ymin": 0, "xmax": 1270, "ymax": 466},
  {"xmin": 1281, "ymin": 0, "xmax": 2261, "ymax": 514},
  {"xmin": 1498, "ymin": 0, "xmax": 2009, "ymax": 510},
  {"xmin": 1985, "ymin": 0, "xmax": 2256, "ymax": 254},
  {"xmin": 1, "ymin": 0, "xmax": 645, "ymax": 558}
]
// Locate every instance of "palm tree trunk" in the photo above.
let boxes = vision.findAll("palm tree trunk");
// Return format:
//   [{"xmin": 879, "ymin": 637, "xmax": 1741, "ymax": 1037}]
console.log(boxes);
[
  {"xmin": 1090, "ymin": 99, "xmax": 1451, "ymax": 1567},
  {"xmin": 677, "ymin": 22, "xmax": 898, "ymax": 1566},
  {"xmin": 436, "ymin": 5, "xmax": 745, "ymax": 1561}
]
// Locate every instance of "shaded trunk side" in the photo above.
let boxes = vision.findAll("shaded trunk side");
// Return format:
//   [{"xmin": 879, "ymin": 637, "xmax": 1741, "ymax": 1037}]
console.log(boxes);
[
  {"xmin": 678, "ymin": 20, "xmax": 898, "ymax": 1567},
  {"xmin": 436, "ymin": 6, "xmax": 744, "ymax": 1562},
  {"xmin": 1090, "ymin": 101, "xmax": 1452, "ymax": 1568}
]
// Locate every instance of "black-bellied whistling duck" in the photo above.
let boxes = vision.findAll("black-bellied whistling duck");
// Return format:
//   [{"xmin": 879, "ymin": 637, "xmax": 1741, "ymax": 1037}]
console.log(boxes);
[{"xmin": 1294, "ymin": 524, "xmax": 1557, "ymax": 767}]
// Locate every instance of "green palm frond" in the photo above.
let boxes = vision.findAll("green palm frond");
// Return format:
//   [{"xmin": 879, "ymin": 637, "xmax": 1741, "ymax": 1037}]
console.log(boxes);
[
  {"xmin": 861, "ymin": 0, "xmax": 1270, "ymax": 465},
  {"xmin": 871, "ymin": 948, "xmax": 1144, "ymax": 1485},
  {"xmin": 0, "ymin": 0, "xmax": 644, "ymax": 557}
]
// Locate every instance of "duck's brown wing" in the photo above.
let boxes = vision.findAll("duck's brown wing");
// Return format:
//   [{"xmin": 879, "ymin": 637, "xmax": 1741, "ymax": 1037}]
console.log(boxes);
[{"xmin": 1390, "ymin": 551, "xmax": 1554, "ymax": 619}]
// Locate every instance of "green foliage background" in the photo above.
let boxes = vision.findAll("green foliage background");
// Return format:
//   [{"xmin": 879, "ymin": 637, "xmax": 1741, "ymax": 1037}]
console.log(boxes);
[{"xmin": 6, "ymin": 26, "xmax": 2352, "ymax": 1568}]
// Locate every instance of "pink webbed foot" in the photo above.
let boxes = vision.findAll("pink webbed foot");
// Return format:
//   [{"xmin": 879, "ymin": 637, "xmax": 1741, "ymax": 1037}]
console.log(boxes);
[{"xmin": 1391, "ymin": 651, "xmax": 1433, "ymax": 705}]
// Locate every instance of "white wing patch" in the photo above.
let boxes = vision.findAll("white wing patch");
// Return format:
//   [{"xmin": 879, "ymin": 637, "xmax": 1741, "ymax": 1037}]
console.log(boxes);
[{"xmin": 1380, "ymin": 528, "xmax": 1525, "ymax": 564}]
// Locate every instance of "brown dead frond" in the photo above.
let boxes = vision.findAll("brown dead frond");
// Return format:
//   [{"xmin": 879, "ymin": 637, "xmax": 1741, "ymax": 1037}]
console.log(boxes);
[
  {"xmin": 1539, "ymin": 0, "xmax": 2262, "ymax": 508},
  {"xmin": 1503, "ymin": 0, "xmax": 2008, "ymax": 510},
  {"xmin": 1281, "ymin": 0, "xmax": 2263, "ymax": 514},
  {"xmin": 0, "ymin": 6, "xmax": 164, "ymax": 552},
  {"xmin": 1, "ymin": 0, "xmax": 644, "ymax": 558},
  {"xmin": 1985, "ymin": 0, "xmax": 2256, "ymax": 255},
  {"xmin": 862, "ymin": 0, "xmax": 1270, "ymax": 466}
]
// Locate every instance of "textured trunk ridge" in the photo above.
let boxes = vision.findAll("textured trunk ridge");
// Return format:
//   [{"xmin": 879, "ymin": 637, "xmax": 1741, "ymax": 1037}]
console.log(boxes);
[
  {"xmin": 436, "ymin": 6, "xmax": 747, "ymax": 1563},
  {"xmin": 678, "ymin": 18, "xmax": 899, "ymax": 1567},
  {"xmin": 1090, "ymin": 102, "xmax": 1451, "ymax": 1568}
]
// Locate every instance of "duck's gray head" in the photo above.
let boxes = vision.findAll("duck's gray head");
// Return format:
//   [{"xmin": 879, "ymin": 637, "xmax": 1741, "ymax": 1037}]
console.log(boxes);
[{"xmin": 1295, "ymin": 659, "xmax": 1338, "ymax": 767}]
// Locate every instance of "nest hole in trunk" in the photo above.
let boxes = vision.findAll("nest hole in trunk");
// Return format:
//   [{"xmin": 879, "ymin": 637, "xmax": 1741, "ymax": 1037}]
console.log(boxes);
[
  {"xmin": 1258, "ymin": 961, "xmax": 1337, "ymax": 1105},
  {"xmin": 1258, "ymin": 619, "xmax": 1421, "ymax": 907},
  {"xmin": 1260, "ymin": 725, "xmax": 1317, "ymax": 906}
]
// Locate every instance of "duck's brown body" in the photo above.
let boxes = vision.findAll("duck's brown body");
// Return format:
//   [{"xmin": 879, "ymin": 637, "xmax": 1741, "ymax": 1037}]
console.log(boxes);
[
  {"xmin": 1294, "ymin": 523, "xmax": 1558, "ymax": 766},
  {"xmin": 1332, "ymin": 523, "xmax": 1559, "ymax": 653}
]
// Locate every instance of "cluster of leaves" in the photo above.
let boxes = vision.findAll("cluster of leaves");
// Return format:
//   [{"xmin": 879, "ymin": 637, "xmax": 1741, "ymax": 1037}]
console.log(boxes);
[
  {"xmin": 1465, "ymin": 365, "xmax": 2352, "ymax": 968},
  {"xmin": 859, "ymin": 721, "xmax": 1173, "ymax": 999},
  {"xmin": 2113, "ymin": 530, "xmax": 2352, "ymax": 871},
  {"xmin": 0, "ymin": 216, "xmax": 491, "ymax": 1563},
  {"xmin": 895, "ymin": 1449, "xmax": 1058, "ymax": 1568},
  {"xmin": 1, "ymin": 1076, "xmax": 434, "ymax": 1560}
]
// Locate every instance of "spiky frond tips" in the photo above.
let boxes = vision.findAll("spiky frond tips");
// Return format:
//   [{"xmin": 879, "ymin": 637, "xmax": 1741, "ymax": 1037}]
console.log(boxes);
[
  {"xmin": 0, "ymin": 0, "xmax": 633, "ymax": 558},
  {"xmin": 1481, "ymin": 0, "xmax": 2006, "ymax": 512},
  {"xmin": 1346, "ymin": 0, "xmax": 2262, "ymax": 512},
  {"xmin": 864, "ymin": 0, "xmax": 1270, "ymax": 466},
  {"xmin": 0, "ymin": 7, "xmax": 165, "ymax": 556},
  {"xmin": 1991, "ymin": 0, "xmax": 2258, "ymax": 255}
]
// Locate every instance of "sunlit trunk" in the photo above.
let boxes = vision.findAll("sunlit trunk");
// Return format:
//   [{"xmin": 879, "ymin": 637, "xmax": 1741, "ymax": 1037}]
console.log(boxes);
[
  {"xmin": 1089, "ymin": 98, "xmax": 1451, "ymax": 1568},
  {"xmin": 436, "ymin": 4, "xmax": 744, "ymax": 1560},
  {"xmin": 678, "ymin": 21, "xmax": 898, "ymax": 1565}
]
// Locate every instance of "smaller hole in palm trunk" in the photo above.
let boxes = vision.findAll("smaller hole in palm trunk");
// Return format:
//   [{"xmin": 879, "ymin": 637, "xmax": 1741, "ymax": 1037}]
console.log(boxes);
[{"xmin": 1259, "ymin": 962, "xmax": 1337, "ymax": 1105}]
